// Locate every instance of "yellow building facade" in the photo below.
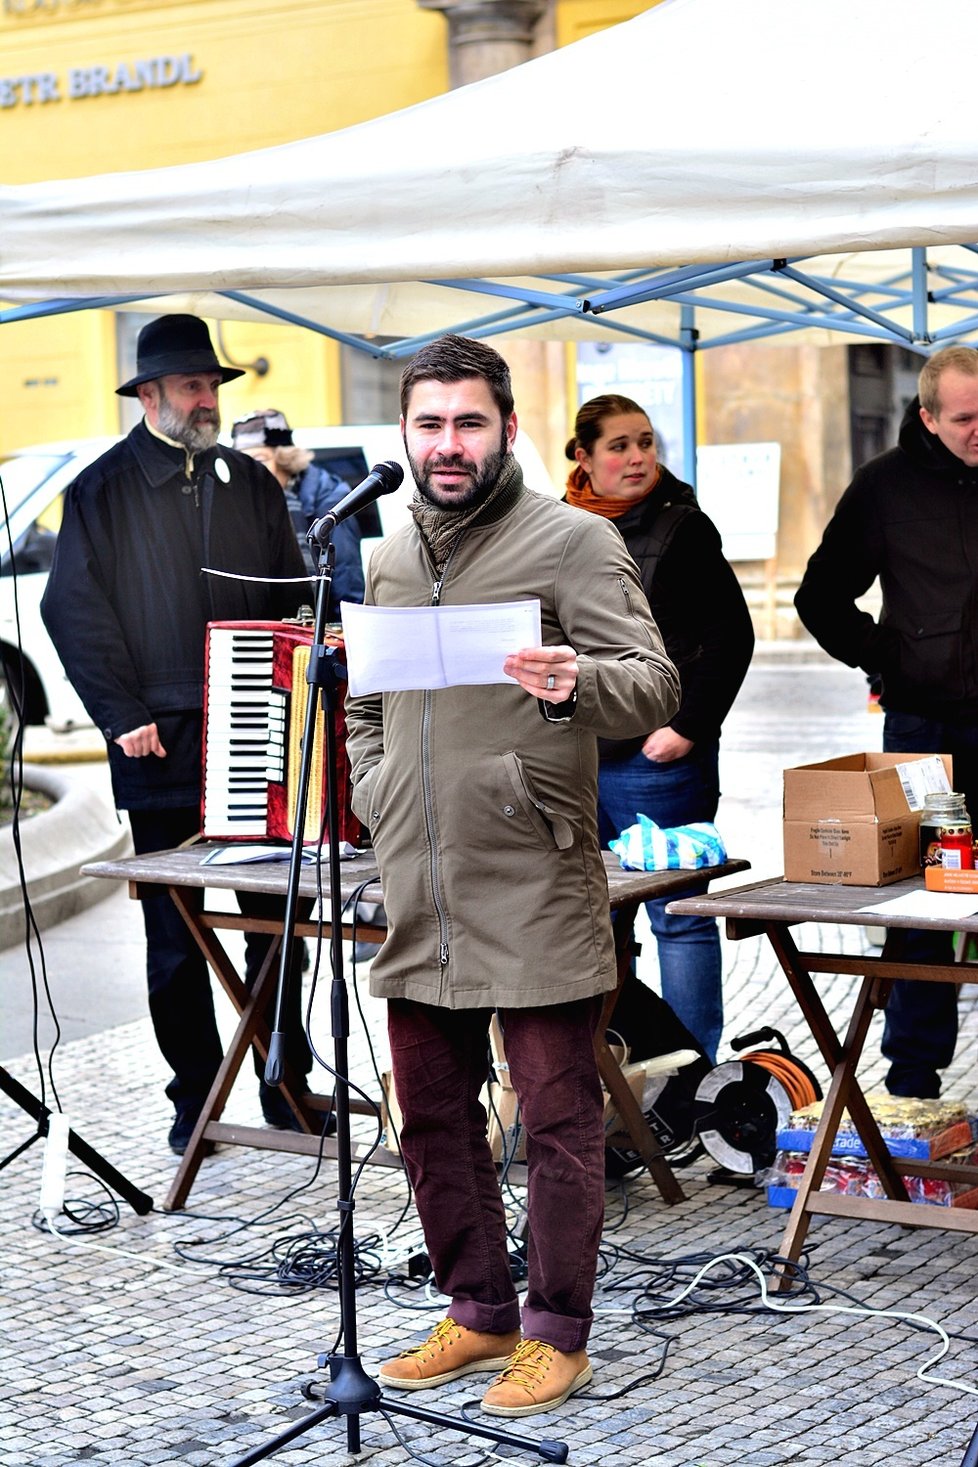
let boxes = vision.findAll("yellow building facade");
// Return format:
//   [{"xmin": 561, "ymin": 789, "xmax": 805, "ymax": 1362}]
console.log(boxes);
[{"xmin": 0, "ymin": 0, "xmax": 652, "ymax": 455}]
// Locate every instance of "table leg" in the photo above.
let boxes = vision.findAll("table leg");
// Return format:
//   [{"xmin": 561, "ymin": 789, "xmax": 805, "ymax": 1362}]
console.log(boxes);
[
  {"xmin": 597, "ymin": 902, "xmax": 684, "ymax": 1205},
  {"xmin": 776, "ymin": 974, "xmax": 882, "ymax": 1276},
  {"xmin": 767, "ymin": 927, "xmax": 908, "ymax": 1201},
  {"xmin": 163, "ymin": 894, "xmax": 321, "ymax": 1212}
]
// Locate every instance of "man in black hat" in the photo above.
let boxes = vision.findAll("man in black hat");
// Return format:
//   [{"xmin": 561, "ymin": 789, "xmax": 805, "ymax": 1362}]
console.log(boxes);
[{"xmin": 41, "ymin": 315, "xmax": 316, "ymax": 1154}]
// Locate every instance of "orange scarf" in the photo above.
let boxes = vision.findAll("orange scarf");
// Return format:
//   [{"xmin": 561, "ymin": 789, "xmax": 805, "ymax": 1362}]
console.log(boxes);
[{"xmin": 564, "ymin": 463, "xmax": 661, "ymax": 519}]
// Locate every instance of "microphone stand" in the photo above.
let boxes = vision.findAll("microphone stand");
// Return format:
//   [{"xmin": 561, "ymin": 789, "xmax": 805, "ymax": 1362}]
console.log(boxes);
[{"xmin": 231, "ymin": 524, "xmax": 567, "ymax": 1466}]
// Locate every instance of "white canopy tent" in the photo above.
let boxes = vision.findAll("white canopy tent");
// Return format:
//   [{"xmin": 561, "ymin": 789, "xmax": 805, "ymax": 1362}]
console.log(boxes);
[{"xmin": 3, "ymin": 0, "xmax": 978, "ymax": 364}]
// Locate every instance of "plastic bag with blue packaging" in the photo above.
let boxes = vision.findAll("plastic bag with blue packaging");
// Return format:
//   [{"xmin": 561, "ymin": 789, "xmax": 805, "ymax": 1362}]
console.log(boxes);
[{"xmin": 609, "ymin": 813, "xmax": 728, "ymax": 872}]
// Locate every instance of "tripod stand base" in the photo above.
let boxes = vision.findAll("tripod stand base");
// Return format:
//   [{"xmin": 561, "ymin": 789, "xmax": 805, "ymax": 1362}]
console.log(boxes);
[
  {"xmin": 229, "ymin": 1350, "xmax": 569, "ymax": 1465},
  {"xmin": 0, "ymin": 1065, "xmax": 152, "ymax": 1215}
]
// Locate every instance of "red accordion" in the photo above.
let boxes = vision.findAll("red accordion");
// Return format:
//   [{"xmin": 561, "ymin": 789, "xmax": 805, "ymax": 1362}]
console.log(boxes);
[{"xmin": 201, "ymin": 620, "xmax": 359, "ymax": 845}]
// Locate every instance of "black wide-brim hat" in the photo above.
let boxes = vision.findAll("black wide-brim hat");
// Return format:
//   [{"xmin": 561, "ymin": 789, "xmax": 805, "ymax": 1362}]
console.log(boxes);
[{"xmin": 116, "ymin": 314, "xmax": 246, "ymax": 397}]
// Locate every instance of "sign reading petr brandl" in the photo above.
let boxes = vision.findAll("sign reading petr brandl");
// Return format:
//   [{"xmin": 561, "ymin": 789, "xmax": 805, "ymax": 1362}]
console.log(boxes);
[{"xmin": 0, "ymin": 53, "xmax": 202, "ymax": 107}]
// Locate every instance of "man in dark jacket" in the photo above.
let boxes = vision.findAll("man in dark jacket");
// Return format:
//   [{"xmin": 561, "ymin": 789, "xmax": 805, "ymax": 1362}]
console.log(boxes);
[
  {"xmin": 795, "ymin": 344, "xmax": 978, "ymax": 1097},
  {"xmin": 41, "ymin": 315, "xmax": 314, "ymax": 1153}
]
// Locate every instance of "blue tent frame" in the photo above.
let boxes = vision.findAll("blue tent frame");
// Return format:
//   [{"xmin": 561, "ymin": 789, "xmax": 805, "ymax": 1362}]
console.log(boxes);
[{"xmin": 6, "ymin": 244, "xmax": 976, "ymax": 481}]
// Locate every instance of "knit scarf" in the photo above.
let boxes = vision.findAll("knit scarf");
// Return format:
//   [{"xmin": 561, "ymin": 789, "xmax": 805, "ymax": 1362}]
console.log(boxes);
[
  {"xmin": 564, "ymin": 462, "xmax": 661, "ymax": 519},
  {"xmin": 410, "ymin": 454, "xmax": 522, "ymax": 573}
]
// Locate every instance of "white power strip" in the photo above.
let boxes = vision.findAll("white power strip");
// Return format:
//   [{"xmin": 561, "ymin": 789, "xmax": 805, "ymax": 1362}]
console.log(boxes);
[{"xmin": 39, "ymin": 1112, "xmax": 70, "ymax": 1218}]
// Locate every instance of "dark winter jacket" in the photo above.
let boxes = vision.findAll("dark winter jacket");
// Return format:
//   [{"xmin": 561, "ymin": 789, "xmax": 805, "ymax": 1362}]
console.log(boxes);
[
  {"xmin": 597, "ymin": 466, "xmax": 754, "ymax": 757},
  {"xmin": 292, "ymin": 462, "xmax": 366, "ymax": 612},
  {"xmin": 40, "ymin": 419, "xmax": 311, "ymax": 809},
  {"xmin": 795, "ymin": 399, "xmax": 978, "ymax": 720}
]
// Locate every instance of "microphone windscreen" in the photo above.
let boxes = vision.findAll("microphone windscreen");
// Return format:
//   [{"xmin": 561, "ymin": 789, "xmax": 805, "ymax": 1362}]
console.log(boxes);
[{"xmin": 373, "ymin": 461, "xmax": 404, "ymax": 493}]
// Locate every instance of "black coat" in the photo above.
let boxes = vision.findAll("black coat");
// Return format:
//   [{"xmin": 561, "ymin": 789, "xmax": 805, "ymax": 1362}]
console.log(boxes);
[
  {"xmin": 601, "ymin": 466, "xmax": 754, "ymax": 755},
  {"xmin": 40, "ymin": 419, "xmax": 311, "ymax": 809},
  {"xmin": 795, "ymin": 399, "xmax": 978, "ymax": 720}
]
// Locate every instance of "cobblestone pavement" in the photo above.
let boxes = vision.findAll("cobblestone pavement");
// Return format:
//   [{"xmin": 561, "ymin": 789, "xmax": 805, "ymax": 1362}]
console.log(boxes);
[{"xmin": 5, "ymin": 656, "xmax": 978, "ymax": 1466}]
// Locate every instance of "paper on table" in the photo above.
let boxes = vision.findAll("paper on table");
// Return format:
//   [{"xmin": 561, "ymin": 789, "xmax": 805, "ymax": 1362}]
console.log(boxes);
[
  {"xmin": 340, "ymin": 599, "xmax": 542, "ymax": 696},
  {"xmin": 200, "ymin": 843, "xmax": 361, "ymax": 865},
  {"xmin": 857, "ymin": 890, "xmax": 978, "ymax": 919}
]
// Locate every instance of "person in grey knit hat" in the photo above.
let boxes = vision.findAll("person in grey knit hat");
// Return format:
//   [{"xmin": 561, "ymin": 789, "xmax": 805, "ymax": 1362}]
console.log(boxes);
[{"xmin": 231, "ymin": 409, "xmax": 365, "ymax": 616}]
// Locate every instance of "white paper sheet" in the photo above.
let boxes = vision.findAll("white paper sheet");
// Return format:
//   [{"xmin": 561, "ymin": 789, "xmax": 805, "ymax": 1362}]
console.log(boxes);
[
  {"xmin": 199, "ymin": 843, "xmax": 361, "ymax": 865},
  {"xmin": 340, "ymin": 599, "xmax": 542, "ymax": 696},
  {"xmin": 856, "ymin": 891, "xmax": 978, "ymax": 919}
]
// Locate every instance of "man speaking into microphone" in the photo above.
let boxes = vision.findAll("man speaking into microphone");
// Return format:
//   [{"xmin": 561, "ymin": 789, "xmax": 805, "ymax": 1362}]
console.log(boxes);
[
  {"xmin": 40, "ymin": 314, "xmax": 315, "ymax": 1155},
  {"xmin": 345, "ymin": 335, "xmax": 679, "ymax": 1416}
]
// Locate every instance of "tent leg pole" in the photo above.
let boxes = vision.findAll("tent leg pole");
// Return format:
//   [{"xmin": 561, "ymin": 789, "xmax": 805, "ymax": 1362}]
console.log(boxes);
[{"xmin": 680, "ymin": 304, "xmax": 698, "ymax": 486}]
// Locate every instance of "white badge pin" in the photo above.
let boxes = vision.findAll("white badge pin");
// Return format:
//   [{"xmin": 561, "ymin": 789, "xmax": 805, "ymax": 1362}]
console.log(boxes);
[{"xmin": 214, "ymin": 458, "xmax": 230, "ymax": 484}]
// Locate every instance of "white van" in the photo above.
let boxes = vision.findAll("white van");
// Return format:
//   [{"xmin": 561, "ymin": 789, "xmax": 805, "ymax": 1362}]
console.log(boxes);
[{"xmin": 0, "ymin": 425, "xmax": 556, "ymax": 729}]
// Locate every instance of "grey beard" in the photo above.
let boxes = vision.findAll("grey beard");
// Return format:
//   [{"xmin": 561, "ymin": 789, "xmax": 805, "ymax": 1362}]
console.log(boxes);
[{"xmin": 157, "ymin": 397, "xmax": 221, "ymax": 453}]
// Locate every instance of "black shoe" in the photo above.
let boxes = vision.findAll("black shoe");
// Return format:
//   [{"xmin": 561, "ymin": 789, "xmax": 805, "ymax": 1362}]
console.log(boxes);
[
  {"xmin": 885, "ymin": 1068, "xmax": 942, "ymax": 1100},
  {"xmin": 259, "ymin": 1082, "xmax": 308, "ymax": 1132},
  {"xmin": 168, "ymin": 1102, "xmax": 215, "ymax": 1156},
  {"xmin": 259, "ymin": 1083, "xmax": 338, "ymax": 1136}
]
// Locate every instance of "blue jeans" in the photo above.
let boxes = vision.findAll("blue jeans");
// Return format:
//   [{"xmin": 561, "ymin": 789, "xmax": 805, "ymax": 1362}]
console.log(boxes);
[
  {"xmin": 597, "ymin": 740, "xmax": 723, "ymax": 1062},
  {"xmin": 880, "ymin": 710, "xmax": 978, "ymax": 1096}
]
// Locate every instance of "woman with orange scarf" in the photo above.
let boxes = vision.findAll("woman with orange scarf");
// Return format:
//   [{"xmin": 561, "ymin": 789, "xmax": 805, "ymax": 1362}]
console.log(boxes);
[{"xmin": 566, "ymin": 395, "xmax": 754, "ymax": 1061}]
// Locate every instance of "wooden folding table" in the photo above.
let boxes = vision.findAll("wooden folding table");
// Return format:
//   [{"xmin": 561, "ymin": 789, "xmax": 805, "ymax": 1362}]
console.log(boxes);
[
  {"xmin": 84, "ymin": 845, "xmax": 748, "ymax": 1211},
  {"xmin": 669, "ymin": 874, "xmax": 978, "ymax": 1278}
]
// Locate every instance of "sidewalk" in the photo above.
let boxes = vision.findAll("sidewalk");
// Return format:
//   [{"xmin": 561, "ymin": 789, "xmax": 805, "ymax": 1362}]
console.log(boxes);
[{"xmin": 5, "ymin": 660, "xmax": 978, "ymax": 1465}]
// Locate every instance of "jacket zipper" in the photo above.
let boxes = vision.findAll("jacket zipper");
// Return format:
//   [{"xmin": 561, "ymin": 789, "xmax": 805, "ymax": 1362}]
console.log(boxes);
[
  {"xmin": 618, "ymin": 569, "xmax": 636, "ymax": 610},
  {"xmin": 424, "ymin": 549, "xmax": 460, "ymax": 972}
]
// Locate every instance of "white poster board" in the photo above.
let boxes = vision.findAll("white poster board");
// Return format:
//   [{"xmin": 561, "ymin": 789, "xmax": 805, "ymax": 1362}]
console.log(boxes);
[{"xmin": 695, "ymin": 443, "xmax": 781, "ymax": 561}]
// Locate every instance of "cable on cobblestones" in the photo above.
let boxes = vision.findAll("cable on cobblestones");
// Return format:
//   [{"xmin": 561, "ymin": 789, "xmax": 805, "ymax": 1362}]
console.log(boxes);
[
  {"xmin": 211, "ymin": 1222, "xmax": 388, "ymax": 1294},
  {"xmin": 377, "ymin": 1404, "xmax": 497, "ymax": 1467},
  {"xmin": 31, "ymin": 1172, "xmax": 120, "ymax": 1236},
  {"xmin": 623, "ymin": 1245, "xmax": 817, "ymax": 1322},
  {"xmin": 614, "ymin": 1247, "xmax": 978, "ymax": 1401}
]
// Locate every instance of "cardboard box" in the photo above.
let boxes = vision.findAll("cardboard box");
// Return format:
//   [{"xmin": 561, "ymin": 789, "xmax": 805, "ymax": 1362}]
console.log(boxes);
[{"xmin": 783, "ymin": 753, "xmax": 953, "ymax": 886}]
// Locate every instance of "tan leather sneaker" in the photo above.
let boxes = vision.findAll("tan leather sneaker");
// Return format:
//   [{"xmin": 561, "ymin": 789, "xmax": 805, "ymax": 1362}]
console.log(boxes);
[
  {"xmin": 379, "ymin": 1317, "xmax": 522, "ymax": 1391},
  {"xmin": 481, "ymin": 1339, "xmax": 593, "ymax": 1416}
]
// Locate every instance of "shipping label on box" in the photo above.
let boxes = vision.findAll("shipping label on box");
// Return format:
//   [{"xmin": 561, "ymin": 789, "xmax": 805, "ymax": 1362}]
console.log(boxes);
[{"xmin": 783, "ymin": 752, "xmax": 953, "ymax": 886}]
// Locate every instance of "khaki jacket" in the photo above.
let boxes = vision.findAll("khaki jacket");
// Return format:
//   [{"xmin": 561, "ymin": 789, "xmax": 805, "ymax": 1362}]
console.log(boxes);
[{"xmin": 345, "ymin": 470, "xmax": 680, "ymax": 1009}]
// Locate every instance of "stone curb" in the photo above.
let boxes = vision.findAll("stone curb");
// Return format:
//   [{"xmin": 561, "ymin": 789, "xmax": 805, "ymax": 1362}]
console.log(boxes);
[{"xmin": 0, "ymin": 762, "xmax": 132, "ymax": 950}]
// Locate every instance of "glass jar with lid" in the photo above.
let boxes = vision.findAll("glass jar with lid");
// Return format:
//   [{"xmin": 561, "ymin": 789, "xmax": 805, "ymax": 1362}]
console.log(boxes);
[{"xmin": 920, "ymin": 791, "xmax": 974, "ymax": 869}]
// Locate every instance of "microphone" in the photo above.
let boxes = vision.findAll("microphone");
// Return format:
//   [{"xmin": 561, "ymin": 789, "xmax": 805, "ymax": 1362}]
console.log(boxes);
[{"xmin": 307, "ymin": 460, "xmax": 404, "ymax": 545}]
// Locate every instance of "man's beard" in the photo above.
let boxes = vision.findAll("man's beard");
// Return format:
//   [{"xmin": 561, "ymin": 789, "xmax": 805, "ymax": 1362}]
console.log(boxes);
[
  {"xmin": 409, "ymin": 431, "xmax": 509, "ymax": 511},
  {"xmin": 157, "ymin": 388, "xmax": 221, "ymax": 453}
]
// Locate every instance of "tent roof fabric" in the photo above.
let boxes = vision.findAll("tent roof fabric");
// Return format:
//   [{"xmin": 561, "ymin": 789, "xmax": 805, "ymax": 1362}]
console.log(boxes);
[{"xmin": 3, "ymin": 0, "xmax": 978, "ymax": 353}]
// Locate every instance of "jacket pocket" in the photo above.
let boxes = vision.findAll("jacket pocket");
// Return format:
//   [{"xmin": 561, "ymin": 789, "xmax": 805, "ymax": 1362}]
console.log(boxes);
[
  {"xmin": 351, "ymin": 759, "xmax": 386, "ymax": 827},
  {"xmin": 885, "ymin": 608, "xmax": 965, "ymax": 700},
  {"xmin": 502, "ymin": 752, "xmax": 575, "ymax": 851}
]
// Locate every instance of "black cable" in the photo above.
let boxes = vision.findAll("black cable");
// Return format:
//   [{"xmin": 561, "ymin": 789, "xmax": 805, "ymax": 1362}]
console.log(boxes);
[
  {"xmin": 31, "ymin": 1172, "xmax": 122, "ymax": 1235},
  {"xmin": 173, "ymin": 881, "xmax": 419, "ymax": 1287}
]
